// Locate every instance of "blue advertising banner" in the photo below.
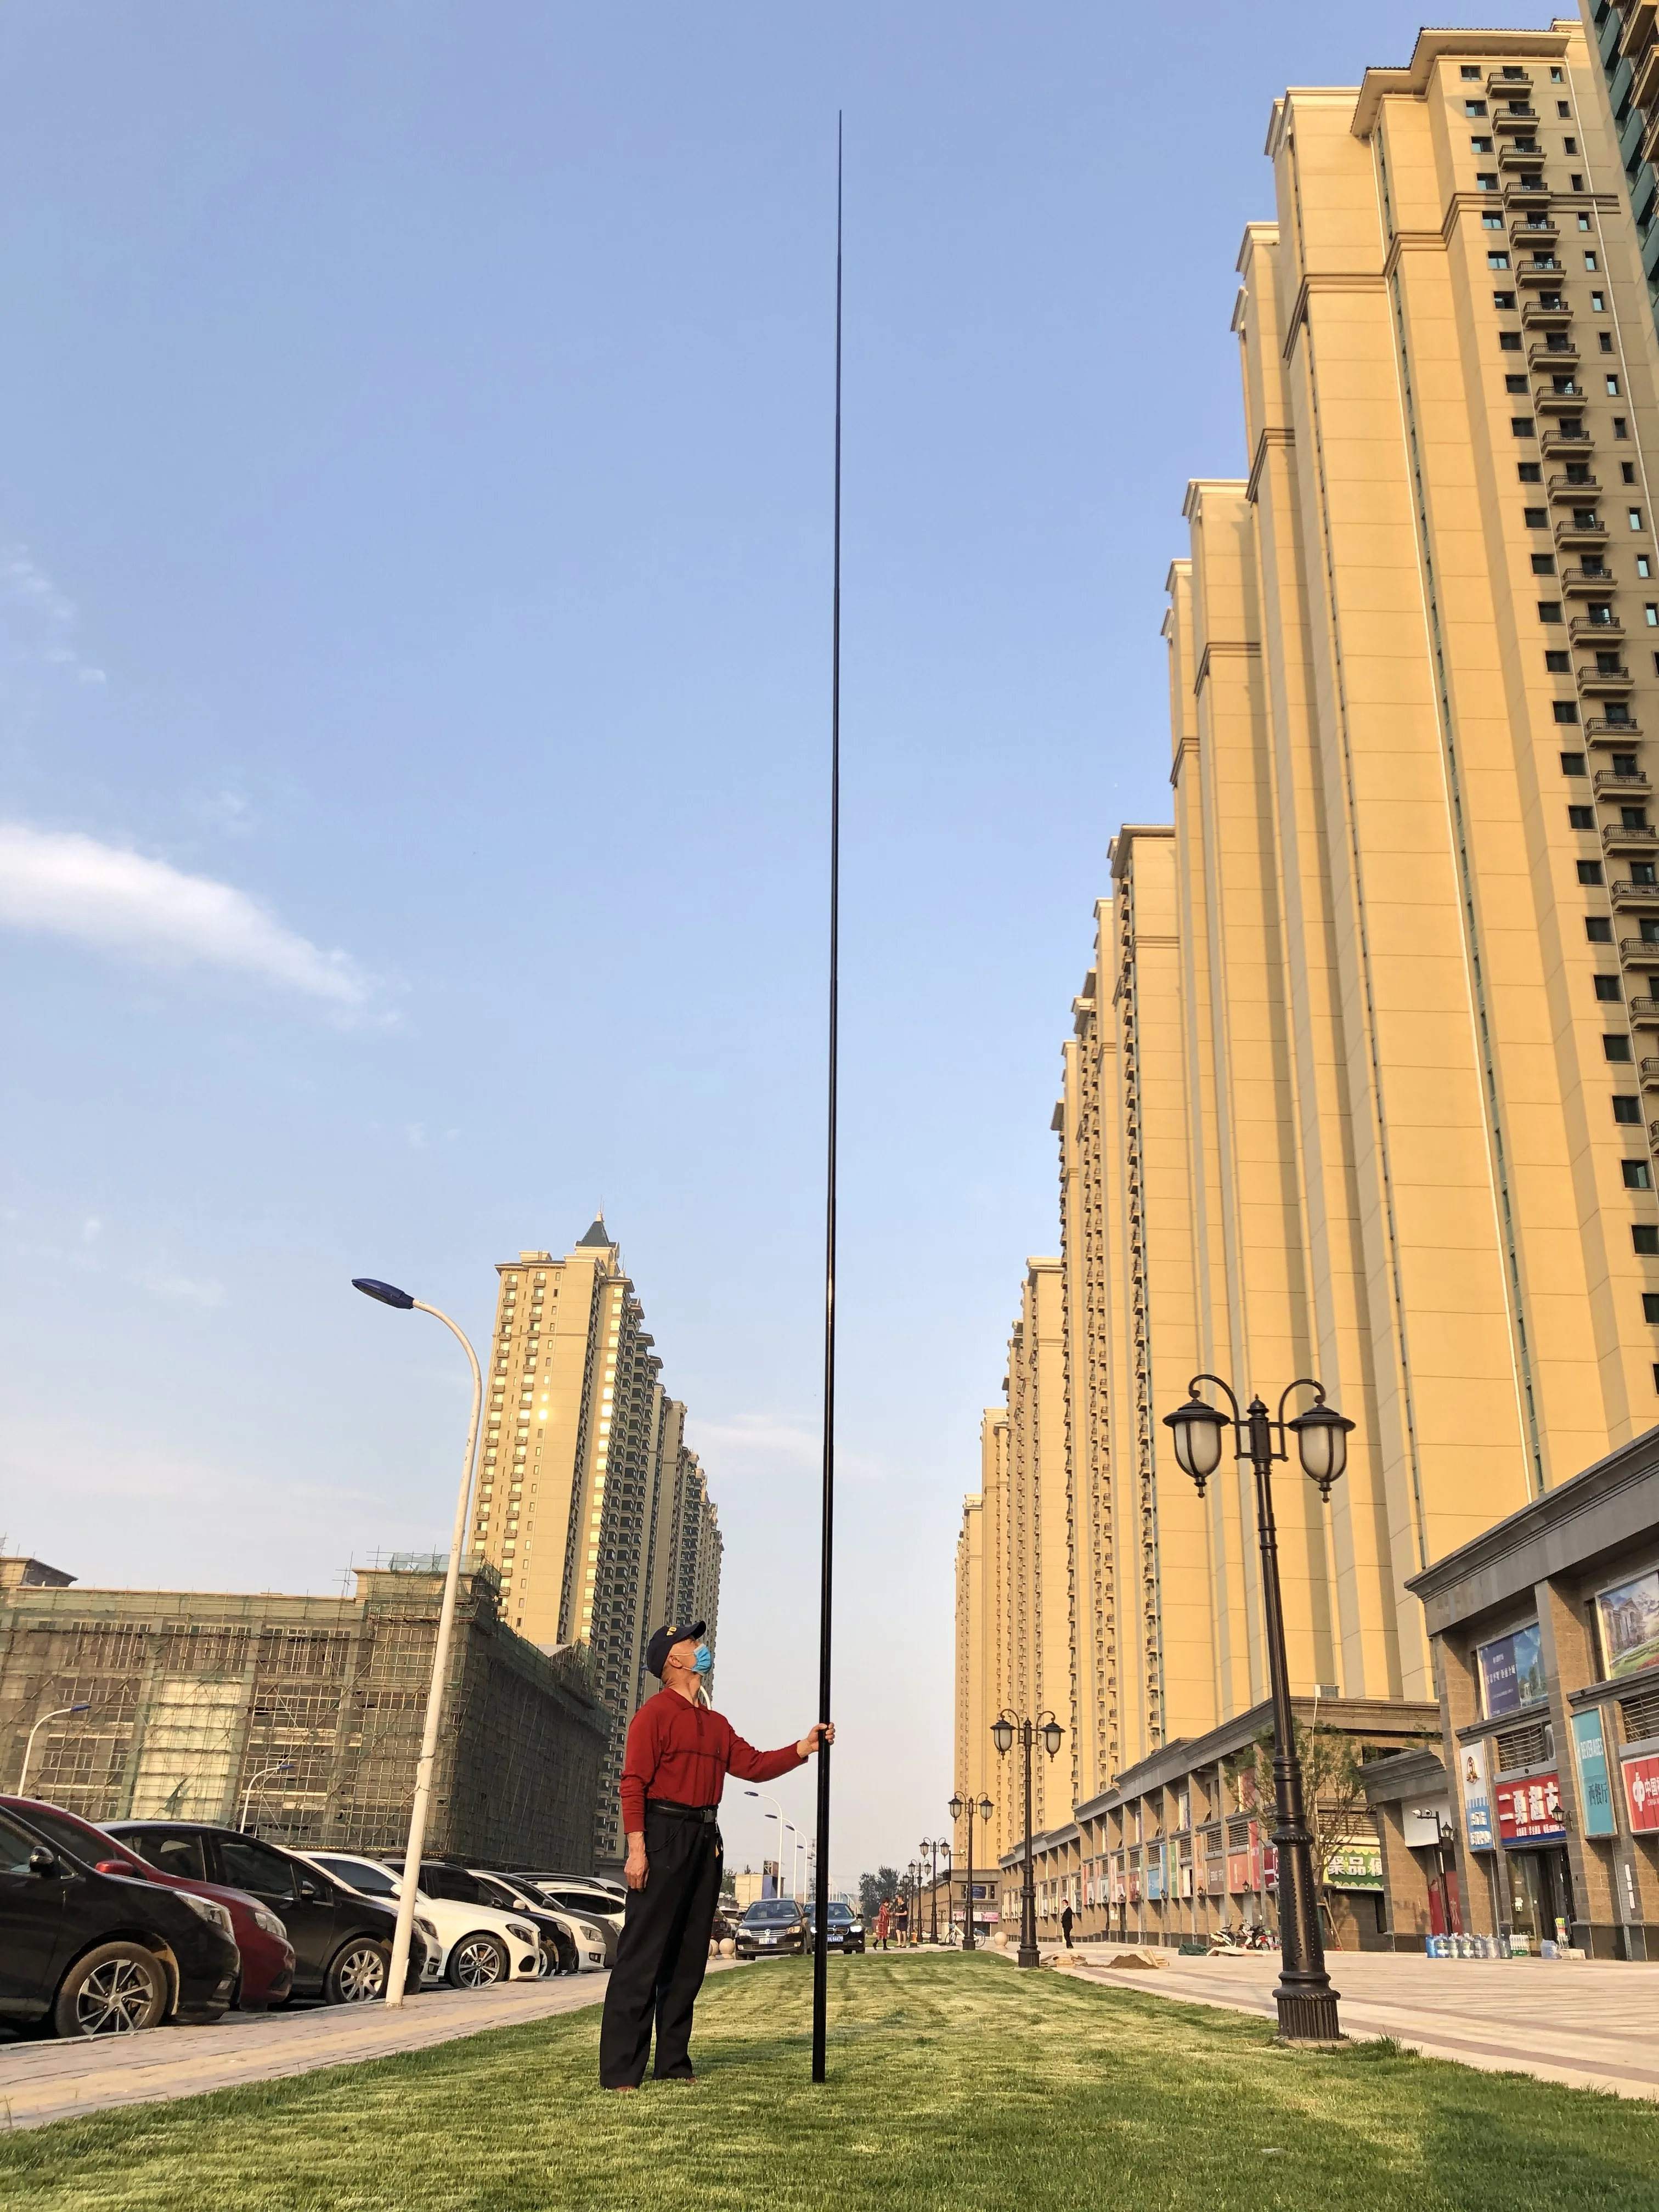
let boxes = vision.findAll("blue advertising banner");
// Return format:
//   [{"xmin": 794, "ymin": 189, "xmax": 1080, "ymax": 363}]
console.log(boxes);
[
  {"xmin": 1571, "ymin": 1708, "xmax": 1617, "ymax": 1838},
  {"xmin": 1477, "ymin": 1623, "xmax": 1546, "ymax": 1718}
]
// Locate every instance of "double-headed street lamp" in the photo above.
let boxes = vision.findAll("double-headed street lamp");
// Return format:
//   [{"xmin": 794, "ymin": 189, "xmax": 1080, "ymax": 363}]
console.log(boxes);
[
  {"xmin": 991, "ymin": 1709, "xmax": 1065, "ymax": 1968},
  {"xmin": 920, "ymin": 1836, "xmax": 950, "ymax": 1944},
  {"xmin": 948, "ymin": 1790, "xmax": 994, "ymax": 1950},
  {"xmin": 1161, "ymin": 1372, "xmax": 1353, "ymax": 2045}
]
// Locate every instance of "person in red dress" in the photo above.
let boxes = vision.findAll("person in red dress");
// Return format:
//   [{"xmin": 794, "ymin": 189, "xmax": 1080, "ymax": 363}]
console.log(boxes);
[{"xmin": 597, "ymin": 1620, "xmax": 834, "ymax": 2089}]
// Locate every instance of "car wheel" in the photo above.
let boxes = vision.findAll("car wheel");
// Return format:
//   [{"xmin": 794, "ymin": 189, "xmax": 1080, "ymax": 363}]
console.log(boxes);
[
  {"xmin": 53, "ymin": 1943, "xmax": 168, "ymax": 2038},
  {"xmin": 447, "ymin": 1932, "xmax": 509, "ymax": 1989},
  {"xmin": 325, "ymin": 1938, "xmax": 392, "ymax": 2005},
  {"xmin": 534, "ymin": 1942, "xmax": 558, "ymax": 1980}
]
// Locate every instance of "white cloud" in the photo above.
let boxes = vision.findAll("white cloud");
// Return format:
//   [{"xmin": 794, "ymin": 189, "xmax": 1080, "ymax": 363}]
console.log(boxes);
[
  {"xmin": 0, "ymin": 542, "xmax": 105, "ymax": 686},
  {"xmin": 133, "ymin": 1267, "xmax": 225, "ymax": 1307},
  {"xmin": 0, "ymin": 821, "xmax": 370, "ymax": 1012}
]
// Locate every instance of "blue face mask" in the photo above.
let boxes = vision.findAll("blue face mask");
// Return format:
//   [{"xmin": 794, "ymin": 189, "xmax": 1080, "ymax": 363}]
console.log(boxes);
[{"xmin": 692, "ymin": 1643, "xmax": 713, "ymax": 1675}]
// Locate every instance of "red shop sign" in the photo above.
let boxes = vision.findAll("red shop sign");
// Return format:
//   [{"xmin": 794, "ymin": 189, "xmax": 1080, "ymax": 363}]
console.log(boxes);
[
  {"xmin": 1623, "ymin": 1751, "xmax": 1659, "ymax": 1834},
  {"xmin": 1494, "ymin": 1771, "xmax": 1565, "ymax": 1843}
]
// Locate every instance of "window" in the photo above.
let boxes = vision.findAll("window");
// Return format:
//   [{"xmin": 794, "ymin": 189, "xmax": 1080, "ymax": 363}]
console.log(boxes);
[
  {"xmin": 1586, "ymin": 252, "xmax": 1599, "ymax": 270},
  {"xmin": 1546, "ymin": 650, "xmax": 1571, "ymax": 671},
  {"xmin": 1601, "ymin": 332, "xmax": 1616, "ymax": 353},
  {"xmin": 1483, "ymin": 211, "xmax": 1504, "ymax": 229},
  {"xmin": 1573, "ymin": 183, "xmax": 1587, "ymax": 202},
  {"xmin": 1641, "ymin": 556, "xmax": 1654, "ymax": 579},
  {"xmin": 1596, "ymin": 973, "xmax": 1624, "ymax": 998},
  {"xmin": 1506, "ymin": 374, "xmax": 1529, "ymax": 394},
  {"xmin": 1633, "ymin": 511, "xmax": 1646, "ymax": 532},
  {"xmin": 1609, "ymin": 376, "xmax": 1623, "ymax": 397},
  {"xmin": 1570, "ymin": 805, "xmax": 1597, "ymax": 829},
  {"xmin": 1476, "ymin": 172, "xmax": 1499, "ymax": 191},
  {"xmin": 1514, "ymin": 417, "xmax": 1536, "ymax": 439},
  {"xmin": 1587, "ymin": 915, "xmax": 1614, "ymax": 940},
  {"xmin": 1648, "ymin": 607, "xmax": 1658, "ymax": 627},
  {"xmin": 216, "ymin": 1836, "xmax": 300, "ymax": 1905},
  {"xmin": 1493, "ymin": 288, "xmax": 1517, "ymax": 308},
  {"xmin": 1593, "ymin": 291, "xmax": 1607, "ymax": 311},
  {"xmin": 1500, "ymin": 330, "xmax": 1522, "ymax": 351},
  {"xmin": 1581, "ymin": 860, "xmax": 1606, "ymax": 883},
  {"xmin": 1636, "ymin": 1225, "xmax": 1659, "ymax": 1252},
  {"xmin": 1532, "ymin": 554, "xmax": 1556, "ymax": 575},
  {"xmin": 1615, "ymin": 1093, "xmax": 1641, "ymax": 1121},
  {"xmin": 1519, "ymin": 462, "xmax": 1543, "ymax": 483},
  {"xmin": 1562, "ymin": 751, "xmax": 1589, "ymax": 775},
  {"xmin": 1462, "ymin": 66, "xmax": 1481, "ymax": 81},
  {"xmin": 1489, "ymin": 252, "xmax": 1511, "ymax": 270},
  {"xmin": 1551, "ymin": 66, "xmax": 1564, "ymax": 82},
  {"xmin": 1538, "ymin": 600, "xmax": 1562, "ymax": 622},
  {"xmin": 1525, "ymin": 507, "xmax": 1548, "ymax": 527},
  {"xmin": 1645, "ymin": 1293, "xmax": 1659, "ymax": 1322},
  {"xmin": 1465, "ymin": 98, "xmax": 1487, "ymax": 115},
  {"xmin": 1470, "ymin": 135, "xmax": 1493, "ymax": 153},
  {"xmin": 1626, "ymin": 1161, "xmax": 1654, "ymax": 1190},
  {"xmin": 1555, "ymin": 707, "xmax": 1583, "ymax": 732},
  {"xmin": 1617, "ymin": 420, "xmax": 1632, "ymax": 441},
  {"xmin": 1564, "ymin": 137, "xmax": 1578, "ymax": 154},
  {"xmin": 1609, "ymin": 1034, "xmax": 1635, "ymax": 1060}
]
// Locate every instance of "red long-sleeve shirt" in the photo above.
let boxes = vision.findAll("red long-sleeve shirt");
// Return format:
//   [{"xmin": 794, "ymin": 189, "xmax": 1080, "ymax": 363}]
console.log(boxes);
[{"xmin": 618, "ymin": 1688, "xmax": 805, "ymax": 1835}]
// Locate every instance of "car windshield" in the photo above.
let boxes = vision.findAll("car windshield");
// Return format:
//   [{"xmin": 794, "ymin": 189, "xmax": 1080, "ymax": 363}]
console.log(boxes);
[
  {"xmin": 312, "ymin": 1855, "xmax": 398, "ymax": 1897},
  {"xmin": 826, "ymin": 1904, "xmax": 855, "ymax": 1922},
  {"xmin": 744, "ymin": 1902, "xmax": 799, "ymax": 1923},
  {"xmin": 4, "ymin": 1803, "xmax": 114, "ymax": 1867}
]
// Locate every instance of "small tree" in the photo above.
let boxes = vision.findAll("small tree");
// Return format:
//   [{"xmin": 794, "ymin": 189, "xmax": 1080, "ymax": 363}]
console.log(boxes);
[
  {"xmin": 1239, "ymin": 1720, "xmax": 1370, "ymax": 1947},
  {"xmin": 858, "ymin": 1865, "xmax": 901, "ymax": 1922}
]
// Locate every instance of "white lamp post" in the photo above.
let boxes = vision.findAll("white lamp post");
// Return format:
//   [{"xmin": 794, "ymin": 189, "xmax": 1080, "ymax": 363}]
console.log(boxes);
[
  {"xmin": 352, "ymin": 1276, "xmax": 484, "ymax": 2008},
  {"xmin": 239, "ymin": 1760, "xmax": 296, "ymax": 1832},
  {"xmin": 15, "ymin": 1701, "xmax": 90, "ymax": 1794}
]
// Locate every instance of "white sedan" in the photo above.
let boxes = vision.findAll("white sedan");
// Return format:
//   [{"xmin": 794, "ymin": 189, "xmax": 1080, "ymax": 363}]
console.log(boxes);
[{"xmin": 300, "ymin": 1853, "xmax": 540, "ymax": 1989}]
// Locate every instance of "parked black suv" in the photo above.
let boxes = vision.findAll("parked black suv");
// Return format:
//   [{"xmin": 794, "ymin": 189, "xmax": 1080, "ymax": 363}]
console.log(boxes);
[
  {"xmin": 0, "ymin": 1804, "xmax": 238, "ymax": 2036},
  {"xmin": 106, "ymin": 1821, "xmax": 426, "ymax": 2004}
]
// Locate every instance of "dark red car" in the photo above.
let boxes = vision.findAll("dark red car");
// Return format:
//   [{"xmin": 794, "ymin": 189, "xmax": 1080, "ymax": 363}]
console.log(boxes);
[{"xmin": 1, "ymin": 1797, "xmax": 296, "ymax": 2010}]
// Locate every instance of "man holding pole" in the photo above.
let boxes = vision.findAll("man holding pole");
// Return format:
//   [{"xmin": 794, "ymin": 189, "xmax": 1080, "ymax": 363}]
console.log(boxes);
[{"xmin": 598, "ymin": 1621, "xmax": 835, "ymax": 2089}]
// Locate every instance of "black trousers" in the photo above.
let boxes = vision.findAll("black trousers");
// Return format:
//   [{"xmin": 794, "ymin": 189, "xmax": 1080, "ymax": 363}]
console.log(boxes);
[{"xmin": 597, "ymin": 1804, "xmax": 722, "ymax": 2086}]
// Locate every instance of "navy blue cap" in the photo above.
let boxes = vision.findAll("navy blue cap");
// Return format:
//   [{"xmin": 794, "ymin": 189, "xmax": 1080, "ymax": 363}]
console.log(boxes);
[{"xmin": 646, "ymin": 1621, "xmax": 706, "ymax": 1678}]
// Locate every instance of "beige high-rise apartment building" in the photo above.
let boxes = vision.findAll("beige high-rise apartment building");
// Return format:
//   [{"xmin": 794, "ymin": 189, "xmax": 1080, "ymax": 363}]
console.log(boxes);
[
  {"xmin": 958, "ymin": 19, "xmax": 1659, "ymax": 1934},
  {"xmin": 472, "ymin": 1219, "xmax": 721, "ymax": 1861}
]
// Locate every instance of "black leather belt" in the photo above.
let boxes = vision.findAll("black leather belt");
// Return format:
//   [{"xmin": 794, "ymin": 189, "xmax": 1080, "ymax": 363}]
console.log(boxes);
[{"xmin": 647, "ymin": 1799, "xmax": 718, "ymax": 1824}]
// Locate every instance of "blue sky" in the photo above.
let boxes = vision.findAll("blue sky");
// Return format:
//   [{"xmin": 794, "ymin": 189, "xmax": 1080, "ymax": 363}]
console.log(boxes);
[{"xmin": 0, "ymin": 3, "xmax": 1504, "ymax": 1881}]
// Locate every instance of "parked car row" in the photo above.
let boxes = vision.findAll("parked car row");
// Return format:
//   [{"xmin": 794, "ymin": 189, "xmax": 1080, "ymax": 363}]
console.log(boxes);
[{"xmin": 0, "ymin": 1794, "xmax": 622, "ymax": 2040}]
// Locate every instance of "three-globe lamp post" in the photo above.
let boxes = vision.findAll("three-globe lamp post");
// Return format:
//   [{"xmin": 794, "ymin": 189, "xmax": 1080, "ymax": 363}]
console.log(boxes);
[
  {"xmin": 1161, "ymin": 1372, "xmax": 1353, "ymax": 2045},
  {"xmin": 991, "ymin": 1709, "xmax": 1065, "ymax": 1967}
]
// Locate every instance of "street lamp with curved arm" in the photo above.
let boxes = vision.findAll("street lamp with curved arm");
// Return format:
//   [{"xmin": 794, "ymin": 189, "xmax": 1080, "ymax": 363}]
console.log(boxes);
[
  {"xmin": 352, "ymin": 1276, "xmax": 484, "ymax": 2008},
  {"xmin": 15, "ymin": 1702, "xmax": 91, "ymax": 1795},
  {"xmin": 992, "ymin": 1709, "xmax": 1065, "ymax": 1968},
  {"xmin": 239, "ymin": 1760, "xmax": 296, "ymax": 1832},
  {"xmin": 743, "ymin": 1787, "xmax": 788, "ymax": 1897}
]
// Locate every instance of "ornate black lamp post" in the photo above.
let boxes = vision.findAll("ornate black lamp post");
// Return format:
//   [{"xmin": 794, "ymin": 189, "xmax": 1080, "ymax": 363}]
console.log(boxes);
[
  {"xmin": 991, "ymin": 1709, "xmax": 1064, "ymax": 1967},
  {"xmin": 948, "ymin": 1791, "xmax": 993, "ymax": 1950},
  {"xmin": 1161, "ymin": 1373, "xmax": 1353, "ymax": 2044},
  {"xmin": 920, "ymin": 1837, "xmax": 950, "ymax": 1943}
]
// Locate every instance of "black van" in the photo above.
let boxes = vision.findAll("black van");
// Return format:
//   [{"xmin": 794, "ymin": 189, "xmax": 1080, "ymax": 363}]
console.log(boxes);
[{"xmin": 0, "ymin": 1803, "xmax": 239, "ymax": 2036}]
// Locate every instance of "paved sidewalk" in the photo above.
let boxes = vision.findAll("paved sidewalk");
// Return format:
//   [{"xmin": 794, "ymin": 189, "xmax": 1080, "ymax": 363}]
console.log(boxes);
[
  {"xmin": 1049, "ymin": 1943, "xmax": 1659, "ymax": 2101},
  {"xmin": 0, "ymin": 1972, "xmax": 614, "ymax": 2133}
]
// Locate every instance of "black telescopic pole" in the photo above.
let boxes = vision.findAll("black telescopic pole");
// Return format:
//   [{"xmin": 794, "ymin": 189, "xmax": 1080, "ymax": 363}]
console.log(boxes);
[
  {"xmin": 810, "ymin": 112, "xmax": 843, "ymax": 2089},
  {"xmin": 964, "ymin": 1806, "xmax": 975, "ymax": 1952}
]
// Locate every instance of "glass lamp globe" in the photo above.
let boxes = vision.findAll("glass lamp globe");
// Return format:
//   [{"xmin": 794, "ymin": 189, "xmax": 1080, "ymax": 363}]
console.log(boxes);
[
  {"xmin": 1162, "ymin": 1393, "xmax": 1228, "ymax": 1493},
  {"xmin": 1288, "ymin": 1398, "xmax": 1355, "ymax": 1499},
  {"xmin": 991, "ymin": 1716, "xmax": 1015, "ymax": 1757}
]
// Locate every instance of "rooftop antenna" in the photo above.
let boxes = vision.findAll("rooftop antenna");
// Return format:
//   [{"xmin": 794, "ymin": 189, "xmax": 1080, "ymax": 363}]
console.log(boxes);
[{"xmin": 810, "ymin": 110, "xmax": 843, "ymax": 2088}]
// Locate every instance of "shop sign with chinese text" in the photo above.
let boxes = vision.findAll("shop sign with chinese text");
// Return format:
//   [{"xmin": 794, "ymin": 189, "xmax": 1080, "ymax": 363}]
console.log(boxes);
[
  {"xmin": 1570, "ymin": 1710, "xmax": 1617, "ymax": 1839},
  {"xmin": 1622, "ymin": 1750, "xmax": 1659, "ymax": 1834},
  {"xmin": 1493, "ymin": 1771, "xmax": 1565, "ymax": 1843},
  {"xmin": 1459, "ymin": 1740, "xmax": 1495, "ymax": 1850}
]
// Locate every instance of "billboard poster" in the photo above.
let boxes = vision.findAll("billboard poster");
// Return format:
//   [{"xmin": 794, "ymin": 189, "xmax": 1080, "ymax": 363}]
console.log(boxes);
[
  {"xmin": 1623, "ymin": 1750, "xmax": 1659, "ymax": 1833},
  {"xmin": 1493, "ymin": 1770, "xmax": 1565, "ymax": 1844},
  {"xmin": 1459, "ymin": 1740, "xmax": 1495, "ymax": 1850},
  {"xmin": 1595, "ymin": 1566, "xmax": 1659, "ymax": 1682},
  {"xmin": 1324, "ymin": 1841, "xmax": 1383, "ymax": 1891},
  {"xmin": 1477, "ymin": 1622, "xmax": 1547, "ymax": 1718},
  {"xmin": 1570, "ymin": 1709, "xmax": 1617, "ymax": 1839}
]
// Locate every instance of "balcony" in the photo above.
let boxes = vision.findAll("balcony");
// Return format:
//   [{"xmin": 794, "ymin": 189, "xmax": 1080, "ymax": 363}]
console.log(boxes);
[
  {"xmin": 1581, "ymin": 664, "xmax": 1636, "ymax": 696},
  {"xmin": 1570, "ymin": 612, "xmax": 1623, "ymax": 641},
  {"xmin": 1523, "ymin": 298, "xmax": 1572, "ymax": 328},
  {"xmin": 1588, "ymin": 714, "xmax": 1643, "ymax": 742},
  {"xmin": 1505, "ymin": 178, "xmax": 1553, "ymax": 208},
  {"xmin": 1641, "ymin": 1057, "xmax": 1659, "ymax": 1090},
  {"xmin": 1512, "ymin": 217, "xmax": 1560, "ymax": 248},
  {"xmin": 1635, "ymin": 43, "xmax": 1659, "ymax": 112},
  {"xmin": 1493, "ymin": 104, "xmax": 1539, "ymax": 133},
  {"xmin": 1631, "ymin": 997, "xmax": 1659, "ymax": 1027},
  {"xmin": 1499, "ymin": 142, "xmax": 1545, "ymax": 168},
  {"xmin": 1548, "ymin": 471, "xmax": 1600, "ymax": 501},
  {"xmin": 1487, "ymin": 67, "xmax": 1532, "ymax": 94},
  {"xmin": 1541, "ymin": 432, "xmax": 1593, "ymax": 465},
  {"xmin": 1518, "ymin": 256, "xmax": 1567, "ymax": 284},
  {"xmin": 1620, "ymin": 938, "xmax": 1659, "ymax": 964},
  {"xmin": 1536, "ymin": 385, "xmax": 1590, "ymax": 415},
  {"xmin": 1630, "ymin": 2, "xmax": 1659, "ymax": 53},
  {"xmin": 1562, "ymin": 565, "xmax": 1617, "ymax": 595},
  {"xmin": 1602, "ymin": 820, "xmax": 1658, "ymax": 852},
  {"xmin": 1613, "ymin": 880, "xmax": 1659, "ymax": 910},
  {"xmin": 1596, "ymin": 772, "xmax": 1649, "ymax": 799},
  {"xmin": 1528, "ymin": 340, "xmax": 1578, "ymax": 369},
  {"xmin": 1558, "ymin": 518, "xmax": 1611, "ymax": 553}
]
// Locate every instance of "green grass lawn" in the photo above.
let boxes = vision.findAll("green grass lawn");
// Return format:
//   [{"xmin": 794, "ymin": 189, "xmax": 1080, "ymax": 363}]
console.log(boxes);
[{"xmin": 2, "ymin": 1954, "xmax": 1655, "ymax": 2211}]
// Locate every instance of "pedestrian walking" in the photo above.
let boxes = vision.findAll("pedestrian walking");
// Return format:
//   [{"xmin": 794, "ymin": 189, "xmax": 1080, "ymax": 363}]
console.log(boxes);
[
  {"xmin": 1060, "ymin": 1901, "xmax": 1075, "ymax": 1950},
  {"xmin": 598, "ymin": 1620, "xmax": 834, "ymax": 2090},
  {"xmin": 874, "ymin": 1899, "xmax": 891, "ymax": 1950}
]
